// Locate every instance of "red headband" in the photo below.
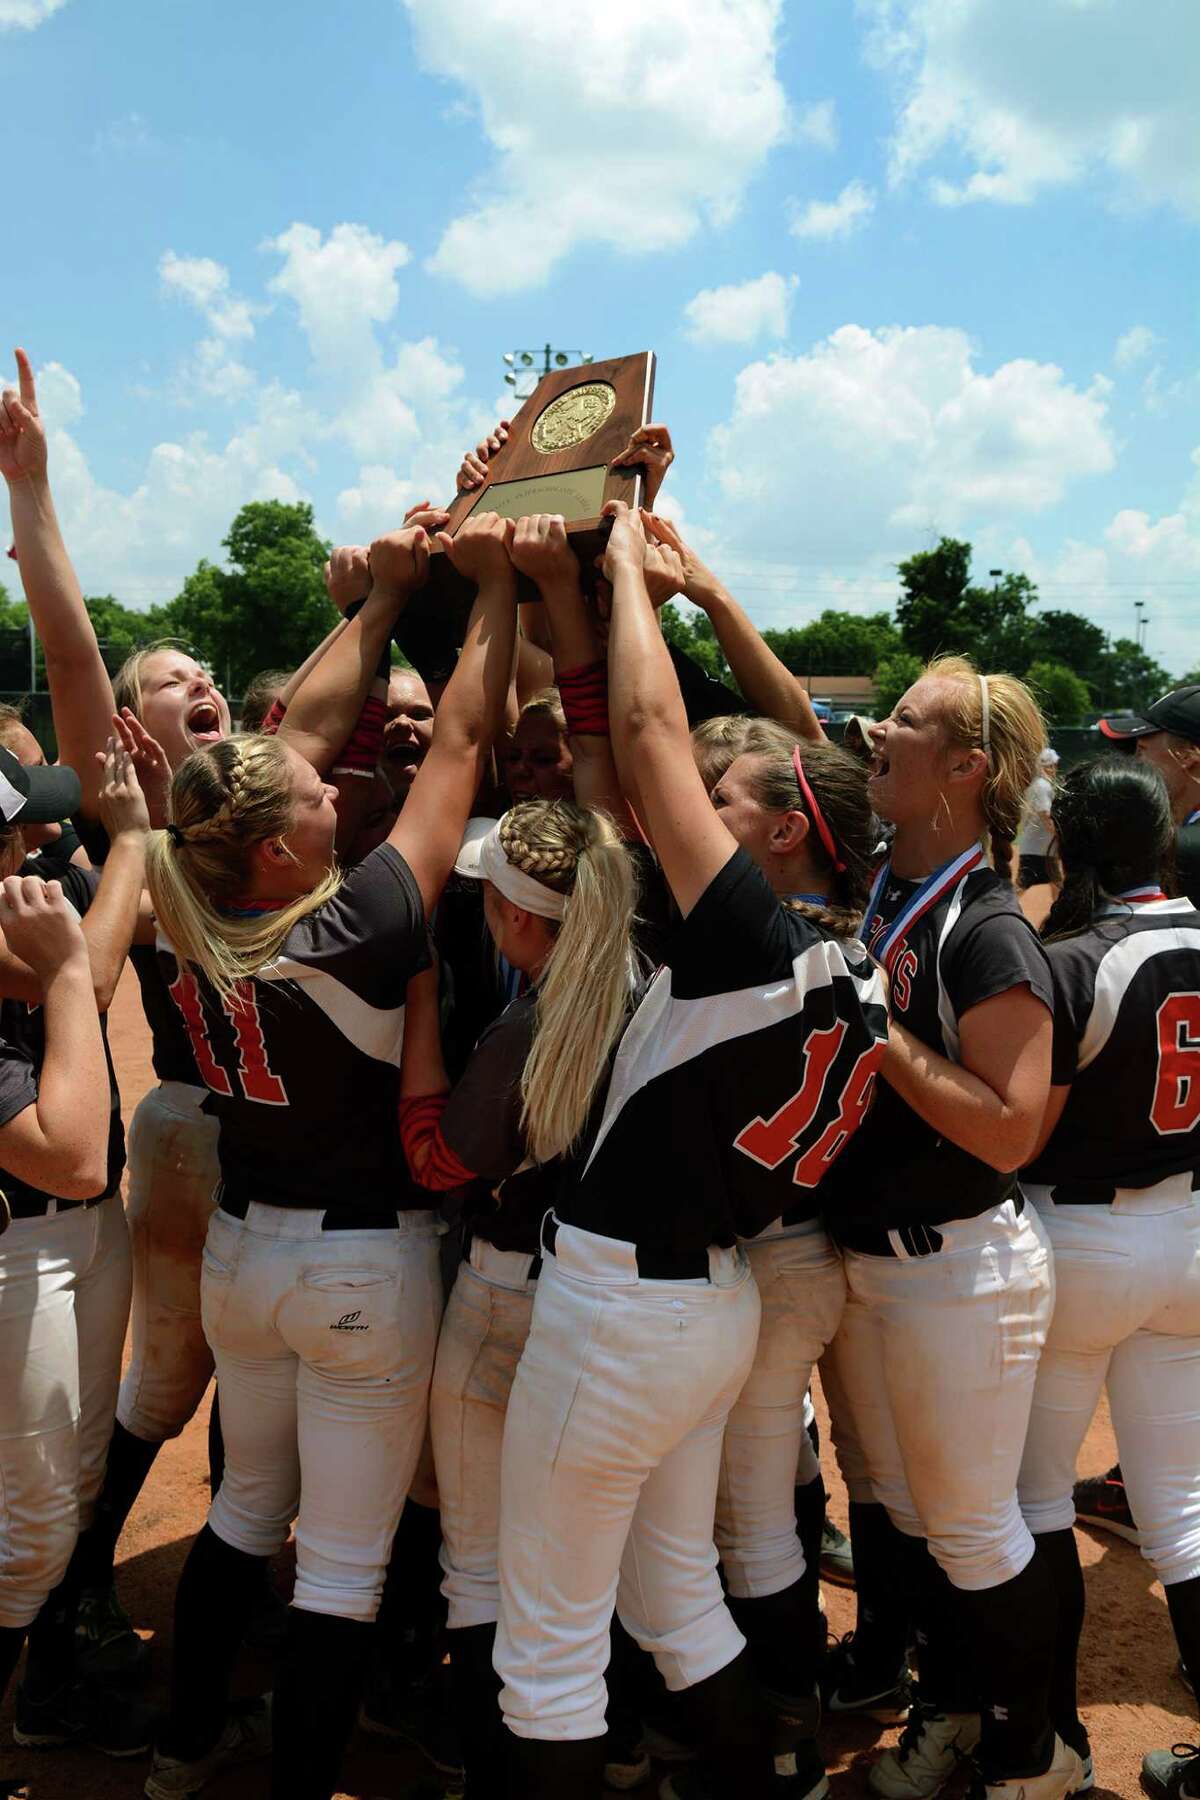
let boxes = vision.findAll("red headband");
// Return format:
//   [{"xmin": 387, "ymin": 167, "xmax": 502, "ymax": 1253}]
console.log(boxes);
[{"xmin": 792, "ymin": 745, "xmax": 846, "ymax": 874}]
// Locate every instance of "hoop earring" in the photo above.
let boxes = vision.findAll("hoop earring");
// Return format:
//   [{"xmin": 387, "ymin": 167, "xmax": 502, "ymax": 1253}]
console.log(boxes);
[{"xmin": 928, "ymin": 789, "xmax": 953, "ymax": 835}]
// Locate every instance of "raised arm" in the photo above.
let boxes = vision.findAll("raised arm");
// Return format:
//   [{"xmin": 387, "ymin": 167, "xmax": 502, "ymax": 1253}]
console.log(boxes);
[
  {"xmin": 605, "ymin": 503, "xmax": 736, "ymax": 915},
  {"xmin": 0, "ymin": 876, "xmax": 110, "ymax": 1199},
  {"xmin": 0, "ymin": 350, "xmax": 117, "ymax": 815},
  {"xmin": 276, "ymin": 541, "xmax": 418, "ymax": 775},
  {"xmin": 645, "ymin": 512, "xmax": 825, "ymax": 743},
  {"xmin": 389, "ymin": 513, "xmax": 518, "ymax": 916},
  {"xmin": 0, "ymin": 731, "xmax": 149, "ymax": 1011},
  {"xmin": 510, "ymin": 513, "xmax": 631, "ymax": 829}
]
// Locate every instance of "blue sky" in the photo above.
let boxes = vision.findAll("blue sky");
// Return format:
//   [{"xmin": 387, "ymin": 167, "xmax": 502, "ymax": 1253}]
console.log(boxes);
[{"xmin": 2, "ymin": 0, "xmax": 1197, "ymax": 670}]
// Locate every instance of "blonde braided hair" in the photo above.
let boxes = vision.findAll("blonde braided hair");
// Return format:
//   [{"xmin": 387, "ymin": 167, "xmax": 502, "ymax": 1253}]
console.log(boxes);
[
  {"xmin": 145, "ymin": 734, "xmax": 342, "ymax": 1001},
  {"xmin": 497, "ymin": 807, "xmax": 577, "ymax": 892},
  {"xmin": 494, "ymin": 800, "xmax": 638, "ymax": 1165}
]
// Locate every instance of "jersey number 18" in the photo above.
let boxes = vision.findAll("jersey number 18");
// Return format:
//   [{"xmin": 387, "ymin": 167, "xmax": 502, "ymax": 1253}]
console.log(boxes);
[{"xmin": 734, "ymin": 1022, "xmax": 883, "ymax": 1188}]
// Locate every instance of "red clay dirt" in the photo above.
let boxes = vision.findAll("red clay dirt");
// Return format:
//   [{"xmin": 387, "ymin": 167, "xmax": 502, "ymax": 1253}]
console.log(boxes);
[{"xmin": 0, "ymin": 968, "xmax": 1190, "ymax": 1798}]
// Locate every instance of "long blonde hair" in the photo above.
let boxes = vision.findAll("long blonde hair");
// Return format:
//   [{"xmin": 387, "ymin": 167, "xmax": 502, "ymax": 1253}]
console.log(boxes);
[
  {"xmin": 925, "ymin": 654, "xmax": 1046, "ymax": 883},
  {"xmin": 145, "ymin": 734, "xmax": 342, "ymax": 1001},
  {"xmin": 496, "ymin": 800, "xmax": 637, "ymax": 1165}
]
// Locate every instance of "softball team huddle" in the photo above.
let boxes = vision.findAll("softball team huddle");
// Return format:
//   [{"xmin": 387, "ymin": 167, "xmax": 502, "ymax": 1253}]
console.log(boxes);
[{"xmin": 0, "ymin": 351, "xmax": 1198, "ymax": 1800}]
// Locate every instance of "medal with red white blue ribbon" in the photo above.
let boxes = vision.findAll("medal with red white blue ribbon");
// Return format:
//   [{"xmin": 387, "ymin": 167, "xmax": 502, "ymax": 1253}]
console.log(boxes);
[{"xmin": 865, "ymin": 843, "xmax": 984, "ymax": 973}]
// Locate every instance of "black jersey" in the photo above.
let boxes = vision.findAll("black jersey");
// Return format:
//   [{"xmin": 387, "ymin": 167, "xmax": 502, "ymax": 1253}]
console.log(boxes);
[
  {"xmin": 828, "ymin": 861, "xmax": 1053, "ymax": 1245},
  {"xmin": 131, "ymin": 945, "xmax": 202, "ymax": 1085},
  {"xmin": 157, "ymin": 843, "xmax": 430, "ymax": 1216},
  {"xmin": 0, "ymin": 860, "xmax": 125, "ymax": 1215},
  {"xmin": 1176, "ymin": 819, "xmax": 1200, "ymax": 909},
  {"xmin": 561, "ymin": 848, "xmax": 889, "ymax": 1259},
  {"xmin": 438, "ymin": 991, "xmax": 555, "ymax": 1255},
  {"xmin": 1024, "ymin": 897, "xmax": 1200, "ymax": 1200}
]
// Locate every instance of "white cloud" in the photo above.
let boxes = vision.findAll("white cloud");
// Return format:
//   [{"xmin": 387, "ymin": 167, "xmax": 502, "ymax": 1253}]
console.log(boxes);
[
  {"xmin": 159, "ymin": 252, "xmax": 262, "ymax": 402},
  {"xmin": 683, "ymin": 272, "xmax": 797, "ymax": 347},
  {"xmin": 23, "ymin": 222, "xmax": 498, "ymax": 602},
  {"xmin": 796, "ymin": 100, "xmax": 838, "ymax": 152},
  {"xmin": 33, "ymin": 363, "xmax": 83, "ymax": 431},
  {"xmin": 861, "ymin": 0, "xmax": 1200, "ymax": 217},
  {"xmin": 266, "ymin": 223, "xmax": 410, "ymax": 364},
  {"xmin": 1114, "ymin": 325, "xmax": 1159, "ymax": 369},
  {"xmin": 401, "ymin": 0, "xmax": 789, "ymax": 295},
  {"xmin": 708, "ymin": 323, "xmax": 1115, "ymax": 564},
  {"xmin": 0, "ymin": 0, "xmax": 67, "ymax": 26},
  {"xmin": 1006, "ymin": 447, "xmax": 1200, "ymax": 675},
  {"xmin": 789, "ymin": 179, "xmax": 875, "ymax": 241},
  {"xmin": 36, "ymin": 368, "xmax": 316, "ymax": 608}
]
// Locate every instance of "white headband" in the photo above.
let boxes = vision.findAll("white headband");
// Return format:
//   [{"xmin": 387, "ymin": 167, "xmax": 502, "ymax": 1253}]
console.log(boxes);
[
  {"xmin": 979, "ymin": 673, "xmax": 991, "ymax": 765},
  {"xmin": 477, "ymin": 823, "xmax": 568, "ymax": 921}
]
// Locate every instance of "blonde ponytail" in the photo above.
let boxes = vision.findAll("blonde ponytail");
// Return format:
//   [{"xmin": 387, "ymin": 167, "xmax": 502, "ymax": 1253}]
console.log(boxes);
[
  {"xmin": 145, "ymin": 734, "xmax": 342, "ymax": 1001},
  {"xmin": 497, "ymin": 801, "xmax": 638, "ymax": 1164},
  {"xmin": 925, "ymin": 654, "xmax": 1045, "ymax": 884}
]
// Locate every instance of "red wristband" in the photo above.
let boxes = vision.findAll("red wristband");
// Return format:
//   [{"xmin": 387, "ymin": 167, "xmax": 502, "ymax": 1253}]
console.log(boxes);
[
  {"xmin": 333, "ymin": 694, "xmax": 388, "ymax": 778},
  {"xmin": 558, "ymin": 659, "xmax": 610, "ymax": 737}
]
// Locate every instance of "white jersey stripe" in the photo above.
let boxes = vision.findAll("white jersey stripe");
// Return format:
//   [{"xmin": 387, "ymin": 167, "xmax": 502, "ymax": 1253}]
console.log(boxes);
[{"xmin": 1079, "ymin": 915, "xmax": 1200, "ymax": 1071}]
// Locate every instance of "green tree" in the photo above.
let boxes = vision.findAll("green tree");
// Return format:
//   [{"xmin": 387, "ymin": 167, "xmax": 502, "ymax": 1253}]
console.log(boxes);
[
  {"xmin": 895, "ymin": 537, "xmax": 1039, "ymax": 670},
  {"xmin": 969, "ymin": 573, "xmax": 1038, "ymax": 672},
  {"xmin": 895, "ymin": 538, "xmax": 974, "ymax": 660},
  {"xmin": 1029, "ymin": 610, "xmax": 1107, "ymax": 689},
  {"xmin": 1094, "ymin": 637, "xmax": 1172, "ymax": 715},
  {"xmin": 162, "ymin": 501, "xmax": 334, "ymax": 697},
  {"xmin": 84, "ymin": 595, "xmax": 169, "ymax": 674},
  {"xmin": 762, "ymin": 610, "xmax": 900, "ymax": 677},
  {"xmin": 659, "ymin": 602, "xmax": 731, "ymax": 684},
  {"xmin": 872, "ymin": 651, "xmax": 923, "ymax": 718},
  {"xmin": 1025, "ymin": 659, "xmax": 1091, "ymax": 726}
]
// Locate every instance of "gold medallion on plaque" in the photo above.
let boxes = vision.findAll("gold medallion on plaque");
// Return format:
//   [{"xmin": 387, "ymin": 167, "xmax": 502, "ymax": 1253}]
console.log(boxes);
[{"xmin": 531, "ymin": 382, "xmax": 617, "ymax": 455}]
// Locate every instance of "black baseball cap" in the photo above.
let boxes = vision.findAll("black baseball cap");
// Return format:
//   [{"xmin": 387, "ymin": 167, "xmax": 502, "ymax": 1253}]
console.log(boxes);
[
  {"xmin": 0, "ymin": 745, "xmax": 81, "ymax": 826},
  {"xmin": 1099, "ymin": 686, "xmax": 1200, "ymax": 746}
]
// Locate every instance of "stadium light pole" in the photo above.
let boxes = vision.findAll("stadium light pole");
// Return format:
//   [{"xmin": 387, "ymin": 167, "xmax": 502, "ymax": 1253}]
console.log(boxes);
[{"xmin": 501, "ymin": 345, "xmax": 595, "ymax": 401}]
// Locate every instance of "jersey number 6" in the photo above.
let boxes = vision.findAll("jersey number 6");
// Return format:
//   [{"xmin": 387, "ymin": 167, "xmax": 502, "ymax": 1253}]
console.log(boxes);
[
  {"xmin": 1150, "ymin": 992, "xmax": 1200, "ymax": 1137},
  {"xmin": 169, "ymin": 969, "xmax": 289, "ymax": 1107},
  {"xmin": 734, "ymin": 1023, "xmax": 883, "ymax": 1188}
]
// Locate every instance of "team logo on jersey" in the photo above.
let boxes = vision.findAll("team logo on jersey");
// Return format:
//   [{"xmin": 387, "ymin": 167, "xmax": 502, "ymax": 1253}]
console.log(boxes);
[
  {"xmin": 330, "ymin": 1310, "xmax": 369, "ymax": 1332},
  {"xmin": 891, "ymin": 947, "xmax": 919, "ymax": 1013}
]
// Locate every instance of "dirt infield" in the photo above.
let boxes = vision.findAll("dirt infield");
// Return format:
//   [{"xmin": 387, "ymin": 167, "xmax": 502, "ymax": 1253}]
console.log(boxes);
[{"xmin": 0, "ymin": 967, "xmax": 1191, "ymax": 1798}]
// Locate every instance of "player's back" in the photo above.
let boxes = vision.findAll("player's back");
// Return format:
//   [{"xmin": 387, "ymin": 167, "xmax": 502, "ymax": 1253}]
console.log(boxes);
[
  {"xmin": 157, "ymin": 842, "xmax": 430, "ymax": 1217},
  {"xmin": 1025, "ymin": 896, "xmax": 1200, "ymax": 1200}
]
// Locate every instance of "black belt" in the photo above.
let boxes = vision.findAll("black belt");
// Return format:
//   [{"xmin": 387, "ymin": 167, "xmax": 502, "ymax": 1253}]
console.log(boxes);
[
  {"xmin": 6, "ymin": 1191, "xmax": 108, "ymax": 1228},
  {"xmin": 219, "ymin": 1192, "xmax": 418, "ymax": 1231},
  {"xmin": 541, "ymin": 1215, "xmax": 711, "ymax": 1281},
  {"xmin": 840, "ymin": 1193, "xmax": 1025, "ymax": 1259}
]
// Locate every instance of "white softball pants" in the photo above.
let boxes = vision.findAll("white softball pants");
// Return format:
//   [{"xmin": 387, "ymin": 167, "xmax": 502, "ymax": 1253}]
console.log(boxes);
[
  {"xmin": 495, "ymin": 1222, "xmax": 761, "ymax": 1741},
  {"xmin": 833, "ymin": 1196, "xmax": 1055, "ymax": 1592},
  {"xmin": 430, "ymin": 1240, "xmax": 537, "ymax": 1631},
  {"xmin": 1018, "ymin": 1177, "xmax": 1200, "ymax": 1587},
  {"xmin": 201, "ymin": 1201, "xmax": 443, "ymax": 1621},
  {"xmin": 118, "ymin": 1081, "xmax": 221, "ymax": 1442},
  {"xmin": 715, "ymin": 1218, "xmax": 846, "ymax": 1599},
  {"xmin": 0, "ymin": 1192, "xmax": 131, "ymax": 1628}
]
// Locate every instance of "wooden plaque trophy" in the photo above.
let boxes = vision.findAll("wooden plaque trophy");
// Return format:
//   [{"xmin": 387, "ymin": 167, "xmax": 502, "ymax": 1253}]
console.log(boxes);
[{"xmin": 425, "ymin": 351, "xmax": 656, "ymax": 610}]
